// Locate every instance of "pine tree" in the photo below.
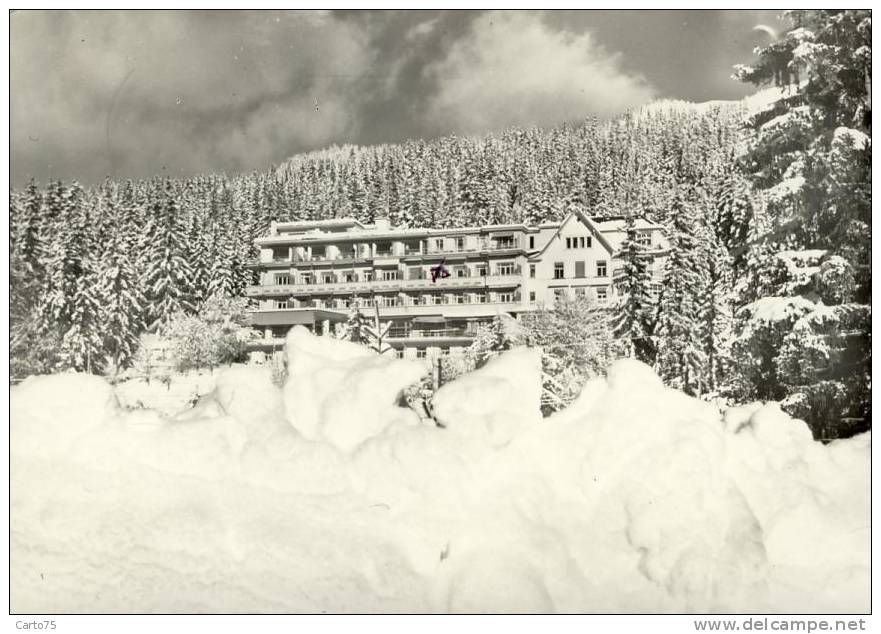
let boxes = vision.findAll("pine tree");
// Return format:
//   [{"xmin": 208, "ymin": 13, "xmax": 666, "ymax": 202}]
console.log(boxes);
[
  {"xmin": 612, "ymin": 215, "xmax": 657, "ymax": 363},
  {"xmin": 99, "ymin": 229, "xmax": 146, "ymax": 373},
  {"xmin": 142, "ymin": 181, "xmax": 195, "ymax": 332},
  {"xmin": 655, "ymin": 187, "xmax": 707, "ymax": 395},
  {"xmin": 732, "ymin": 9, "xmax": 871, "ymax": 437}
]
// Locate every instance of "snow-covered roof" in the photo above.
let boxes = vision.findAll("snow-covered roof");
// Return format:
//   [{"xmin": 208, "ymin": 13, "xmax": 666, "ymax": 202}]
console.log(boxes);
[{"xmin": 275, "ymin": 217, "xmax": 366, "ymax": 229}]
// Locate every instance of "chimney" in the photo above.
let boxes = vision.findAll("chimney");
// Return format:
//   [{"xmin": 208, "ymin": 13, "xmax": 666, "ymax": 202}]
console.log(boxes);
[{"xmin": 375, "ymin": 216, "xmax": 391, "ymax": 231}]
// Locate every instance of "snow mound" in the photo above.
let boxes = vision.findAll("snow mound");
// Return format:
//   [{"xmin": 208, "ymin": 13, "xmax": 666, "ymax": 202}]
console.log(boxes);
[
  {"xmin": 9, "ymin": 332, "xmax": 870, "ymax": 613},
  {"xmin": 11, "ymin": 373, "xmax": 118, "ymax": 458},
  {"xmin": 283, "ymin": 326, "xmax": 429, "ymax": 452},
  {"xmin": 433, "ymin": 346, "xmax": 541, "ymax": 446}
]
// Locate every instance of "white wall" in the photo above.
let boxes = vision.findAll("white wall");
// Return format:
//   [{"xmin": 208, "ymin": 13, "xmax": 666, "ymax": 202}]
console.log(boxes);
[{"xmin": 527, "ymin": 215, "xmax": 614, "ymax": 308}]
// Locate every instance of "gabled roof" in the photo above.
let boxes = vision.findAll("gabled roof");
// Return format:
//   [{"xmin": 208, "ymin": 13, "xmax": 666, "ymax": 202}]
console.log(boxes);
[{"xmin": 529, "ymin": 210, "xmax": 616, "ymax": 260}]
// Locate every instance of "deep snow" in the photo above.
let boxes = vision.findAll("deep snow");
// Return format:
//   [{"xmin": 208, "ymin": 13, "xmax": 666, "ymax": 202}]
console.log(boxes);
[{"xmin": 10, "ymin": 327, "xmax": 870, "ymax": 613}]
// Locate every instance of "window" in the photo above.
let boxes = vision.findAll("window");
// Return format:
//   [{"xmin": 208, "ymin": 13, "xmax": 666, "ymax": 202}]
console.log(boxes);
[
  {"xmin": 497, "ymin": 262, "xmax": 515, "ymax": 276},
  {"xmin": 554, "ymin": 262, "xmax": 565, "ymax": 279},
  {"xmin": 637, "ymin": 231, "xmax": 652, "ymax": 247},
  {"xmin": 529, "ymin": 264, "xmax": 536, "ymax": 278},
  {"xmin": 477, "ymin": 265, "xmax": 487, "ymax": 276},
  {"xmin": 443, "ymin": 294, "xmax": 453, "ymax": 305},
  {"xmin": 650, "ymin": 283, "xmax": 663, "ymax": 298},
  {"xmin": 455, "ymin": 267, "xmax": 467, "ymax": 278},
  {"xmin": 596, "ymin": 260, "xmax": 607, "ymax": 277},
  {"xmin": 566, "ymin": 237, "xmax": 572, "ymax": 249},
  {"xmin": 497, "ymin": 292, "xmax": 514, "ymax": 303},
  {"xmin": 553, "ymin": 289, "xmax": 566, "ymax": 302},
  {"xmin": 275, "ymin": 274, "xmax": 291, "ymax": 285},
  {"xmin": 455, "ymin": 294, "xmax": 466, "ymax": 304},
  {"xmin": 300, "ymin": 274, "xmax": 313, "ymax": 285},
  {"xmin": 345, "ymin": 273, "xmax": 356, "ymax": 283},
  {"xmin": 495, "ymin": 236, "xmax": 515, "ymax": 249},
  {"xmin": 575, "ymin": 261, "xmax": 585, "ymax": 278},
  {"xmin": 475, "ymin": 293, "xmax": 487, "ymax": 303},
  {"xmin": 596, "ymin": 287, "xmax": 608, "ymax": 303},
  {"xmin": 434, "ymin": 238, "xmax": 444, "ymax": 251},
  {"xmin": 408, "ymin": 267, "xmax": 422, "ymax": 280},
  {"xmin": 529, "ymin": 291, "xmax": 536, "ymax": 302},
  {"xmin": 363, "ymin": 271, "xmax": 374, "ymax": 282},
  {"xmin": 322, "ymin": 274, "xmax": 335, "ymax": 284},
  {"xmin": 586, "ymin": 236, "xmax": 592, "ymax": 248},
  {"xmin": 574, "ymin": 287, "xmax": 586, "ymax": 298},
  {"xmin": 276, "ymin": 300, "xmax": 288, "ymax": 309},
  {"xmin": 416, "ymin": 348, "xmax": 427, "ymax": 359},
  {"xmin": 529, "ymin": 236, "xmax": 535, "ymax": 249},
  {"xmin": 440, "ymin": 347, "xmax": 450, "ymax": 356},
  {"xmin": 381, "ymin": 270, "xmax": 399, "ymax": 281},
  {"xmin": 455, "ymin": 237, "xmax": 465, "ymax": 251},
  {"xmin": 395, "ymin": 349, "xmax": 404, "ymax": 359}
]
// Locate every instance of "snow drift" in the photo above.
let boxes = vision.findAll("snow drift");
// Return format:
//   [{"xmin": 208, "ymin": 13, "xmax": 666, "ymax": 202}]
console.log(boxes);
[{"xmin": 10, "ymin": 327, "xmax": 869, "ymax": 613}]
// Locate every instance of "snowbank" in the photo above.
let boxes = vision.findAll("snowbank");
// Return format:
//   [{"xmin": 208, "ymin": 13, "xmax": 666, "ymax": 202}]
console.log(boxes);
[
  {"xmin": 283, "ymin": 326, "xmax": 429, "ymax": 452},
  {"xmin": 10, "ymin": 331, "xmax": 870, "ymax": 613},
  {"xmin": 433, "ymin": 347, "xmax": 542, "ymax": 446}
]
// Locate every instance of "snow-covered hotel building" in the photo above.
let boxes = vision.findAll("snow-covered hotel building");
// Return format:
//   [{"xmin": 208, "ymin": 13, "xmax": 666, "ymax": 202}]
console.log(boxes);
[{"xmin": 246, "ymin": 211, "xmax": 668, "ymax": 358}]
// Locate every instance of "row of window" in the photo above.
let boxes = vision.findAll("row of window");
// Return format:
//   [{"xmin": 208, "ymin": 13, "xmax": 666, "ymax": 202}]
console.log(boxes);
[
  {"xmin": 272, "ymin": 262, "xmax": 520, "ymax": 286},
  {"xmin": 274, "ymin": 291, "xmax": 518, "ymax": 310},
  {"xmin": 525, "ymin": 286, "xmax": 609, "ymax": 304},
  {"xmin": 564, "ymin": 236, "xmax": 592, "ymax": 249}
]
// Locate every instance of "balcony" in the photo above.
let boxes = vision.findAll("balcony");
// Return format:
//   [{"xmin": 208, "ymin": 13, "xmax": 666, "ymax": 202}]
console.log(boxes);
[
  {"xmin": 386, "ymin": 328, "xmax": 477, "ymax": 341},
  {"xmin": 246, "ymin": 272, "xmax": 522, "ymax": 299}
]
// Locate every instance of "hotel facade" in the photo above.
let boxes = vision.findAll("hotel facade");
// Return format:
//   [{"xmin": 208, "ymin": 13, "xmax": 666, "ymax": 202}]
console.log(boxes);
[{"xmin": 246, "ymin": 211, "xmax": 669, "ymax": 359}]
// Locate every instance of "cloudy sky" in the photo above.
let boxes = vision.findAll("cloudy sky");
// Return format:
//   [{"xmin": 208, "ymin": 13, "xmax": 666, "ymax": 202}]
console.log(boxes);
[{"xmin": 11, "ymin": 9, "xmax": 785, "ymax": 185}]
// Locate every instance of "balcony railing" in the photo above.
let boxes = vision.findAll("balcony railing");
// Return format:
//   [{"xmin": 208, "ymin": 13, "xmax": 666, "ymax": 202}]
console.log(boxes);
[
  {"xmin": 386, "ymin": 328, "xmax": 476, "ymax": 340},
  {"xmin": 246, "ymin": 273, "xmax": 522, "ymax": 298}
]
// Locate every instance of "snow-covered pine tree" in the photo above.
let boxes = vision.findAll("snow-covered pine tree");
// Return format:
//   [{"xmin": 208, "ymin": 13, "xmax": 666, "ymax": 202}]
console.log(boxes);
[
  {"xmin": 735, "ymin": 10, "xmax": 871, "ymax": 438},
  {"xmin": 52, "ymin": 183, "xmax": 105, "ymax": 372},
  {"xmin": 655, "ymin": 186, "xmax": 707, "ymax": 395},
  {"xmin": 732, "ymin": 10, "xmax": 871, "ymax": 437},
  {"xmin": 99, "ymin": 228, "xmax": 146, "ymax": 374},
  {"xmin": 12, "ymin": 179, "xmax": 48, "ymax": 276},
  {"xmin": 10, "ymin": 247, "xmax": 59, "ymax": 377},
  {"xmin": 697, "ymin": 224, "xmax": 736, "ymax": 395},
  {"xmin": 142, "ymin": 181, "xmax": 195, "ymax": 332},
  {"xmin": 611, "ymin": 214, "xmax": 657, "ymax": 363},
  {"xmin": 185, "ymin": 211, "xmax": 211, "ymax": 308}
]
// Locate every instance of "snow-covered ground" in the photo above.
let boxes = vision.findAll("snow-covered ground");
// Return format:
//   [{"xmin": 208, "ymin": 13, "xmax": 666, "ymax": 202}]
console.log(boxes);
[
  {"xmin": 10, "ymin": 327, "xmax": 869, "ymax": 614},
  {"xmin": 113, "ymin": 369, "xmax": 222, "ymax": 416}
]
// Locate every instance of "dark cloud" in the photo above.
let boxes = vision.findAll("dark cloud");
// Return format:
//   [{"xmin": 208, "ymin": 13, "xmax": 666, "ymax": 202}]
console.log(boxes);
[
  {"xmin": 12, "ymin": 10, "xmax": 370, "ymax": 183},
  {"xmin": 11, "ymin": 10, "xmax": 784, "ymax": 185}
]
